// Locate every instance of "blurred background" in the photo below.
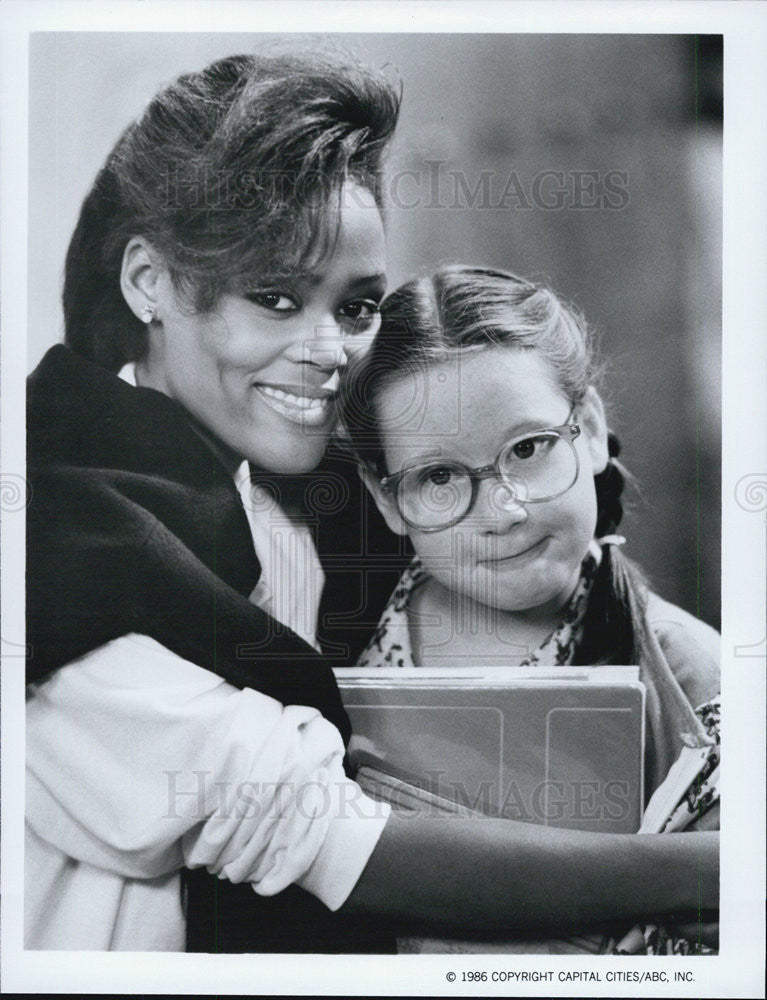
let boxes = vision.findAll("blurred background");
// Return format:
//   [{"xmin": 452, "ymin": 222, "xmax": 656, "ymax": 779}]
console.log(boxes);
[{"xmin": 28, "ymin": 33, "xmax": 722, "ymax": 629}]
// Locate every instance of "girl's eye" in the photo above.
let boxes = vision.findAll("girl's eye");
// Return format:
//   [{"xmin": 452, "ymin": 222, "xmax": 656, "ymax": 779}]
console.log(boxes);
[
  {"xmin": 511, "ymin": 434, "xmax": 553, "ymax": 460},
  {"xmin": 513, "ymin": 438, "xmax": 537, "ymax": 460},
  {"xmin": 246, "ymin": 291, "xmax": 299, "ymax": 313},
  {"xmin": 337, "ymin": 299, "xmax": 381, "ymax": 334},
  {"xmin": 411, "ymin": 465, "xmax": 463, "ymax": 492},
  {"xmin": 426, "ymin": 466, "xmax": 454, "ymax": 487}
]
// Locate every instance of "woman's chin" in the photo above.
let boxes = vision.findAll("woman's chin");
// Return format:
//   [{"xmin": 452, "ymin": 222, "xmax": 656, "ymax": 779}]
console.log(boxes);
[
  {"xmin": 245, "ymin": 442, "xmax": 328, "ymax": 475},
  {"xmin": 234, "ymin": 403, "xmax": 334, "ymax": 473}
]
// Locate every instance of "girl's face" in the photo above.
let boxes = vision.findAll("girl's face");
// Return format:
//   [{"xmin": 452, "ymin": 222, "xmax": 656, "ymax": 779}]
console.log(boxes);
[
  {"xmin": 369, "ymin": 346, "xmax": 609, "ymax": 619},
  {"xmin": 137, "ymin": 184, "xmax": 386, "ymax": 473}
]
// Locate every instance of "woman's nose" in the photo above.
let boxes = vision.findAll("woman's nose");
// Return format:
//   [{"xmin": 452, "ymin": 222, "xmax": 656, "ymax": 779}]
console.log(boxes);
[
  {"xmin": 302, "ymin": 320, "xmax": 348, "ymax": 372},
  {"xmin": 475, "ymin": 478, "xmax": 529, "ymax": 531}
]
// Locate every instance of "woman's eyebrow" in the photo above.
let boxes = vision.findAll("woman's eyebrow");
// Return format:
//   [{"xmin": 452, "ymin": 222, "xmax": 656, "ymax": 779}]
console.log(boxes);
[
  {"xmin": 302, "ymin": 271, "xmax": 387, "ymax": 293},
  {"xmin": 353, "ymin": 272, "xmax": 387, "ymax": 294}
]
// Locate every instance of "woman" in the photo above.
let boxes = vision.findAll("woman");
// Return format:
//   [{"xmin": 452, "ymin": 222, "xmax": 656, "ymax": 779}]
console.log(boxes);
[{"xmin": 26, "ymin": 50, "xmax": 718, "ymax": 953}]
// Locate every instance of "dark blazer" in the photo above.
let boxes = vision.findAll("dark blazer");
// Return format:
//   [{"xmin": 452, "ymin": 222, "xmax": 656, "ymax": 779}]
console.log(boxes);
[{"xmin": 27, "ymin": 344, "xmax": 410, "ymax": 952}]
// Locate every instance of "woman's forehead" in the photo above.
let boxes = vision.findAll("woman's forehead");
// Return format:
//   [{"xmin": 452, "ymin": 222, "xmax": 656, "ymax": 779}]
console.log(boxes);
[
  {"xmin": 272, "ymin": 188, "xmax": 386, "ymax": 289},
  {"xmin": 230, "ymin": 182, "xmax": 385, "ymax": 291}
]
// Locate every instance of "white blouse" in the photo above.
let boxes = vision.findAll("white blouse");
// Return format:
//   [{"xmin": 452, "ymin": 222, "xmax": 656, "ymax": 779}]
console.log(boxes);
[{"xmin": 24, "ymin": 364, "xmax": 390, "ymax": 951}]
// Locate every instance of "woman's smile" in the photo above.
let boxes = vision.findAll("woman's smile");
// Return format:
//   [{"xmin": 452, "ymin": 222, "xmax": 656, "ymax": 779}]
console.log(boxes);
[{"xmin": 254, "ymin": 382, "xmax": 338, "ymax": 427}]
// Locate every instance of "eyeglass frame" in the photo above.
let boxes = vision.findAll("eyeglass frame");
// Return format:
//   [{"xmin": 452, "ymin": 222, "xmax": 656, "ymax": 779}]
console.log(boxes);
[{"xmin": 378, "ymin": 417, "xmax": 582, "ymax": 533}]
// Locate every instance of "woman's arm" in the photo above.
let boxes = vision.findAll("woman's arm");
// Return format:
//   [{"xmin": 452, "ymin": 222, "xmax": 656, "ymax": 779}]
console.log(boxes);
[
  {"xmin": 26, "ymin": 633, "xmax": 388, "ymax": 908},
  {"xmin": 28, "ymin": 632, "xmax": 717, "ymax": 934},
  {"xmin": 344, "ymin": 811, "xmax": 718, "ymax": 932}
]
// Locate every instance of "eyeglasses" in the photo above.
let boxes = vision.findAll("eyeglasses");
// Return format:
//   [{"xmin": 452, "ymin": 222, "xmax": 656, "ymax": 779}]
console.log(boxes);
[{"xmin": 379, "ymin": 421, "xmax": 581, "ymax": 532}]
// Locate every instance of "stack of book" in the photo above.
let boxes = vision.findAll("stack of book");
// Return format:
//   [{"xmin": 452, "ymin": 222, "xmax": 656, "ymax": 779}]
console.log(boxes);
[{"xmin": 334, "ymin": 665, "xmax": 646, "ymax": 834}]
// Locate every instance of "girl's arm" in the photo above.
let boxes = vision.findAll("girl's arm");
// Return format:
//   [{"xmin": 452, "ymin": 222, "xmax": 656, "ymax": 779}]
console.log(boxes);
[{"xmin": 344, "ymin": 811, "xmax": 718, "ymax": 932}]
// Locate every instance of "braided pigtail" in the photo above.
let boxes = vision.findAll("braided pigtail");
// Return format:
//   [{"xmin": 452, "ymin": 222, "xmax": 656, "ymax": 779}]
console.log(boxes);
[{"xmin": 575, "ymin": 432, "xmax": 651, "ymax": 665}]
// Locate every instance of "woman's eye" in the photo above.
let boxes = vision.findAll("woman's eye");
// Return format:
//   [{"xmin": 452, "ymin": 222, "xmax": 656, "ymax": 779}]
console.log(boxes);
[
  {"xmin": 338, "ymin": 299, "xmax": 381, "ymax": 334},
  {"xmin": 246, "ymin": 291, "xmax": 299, "ymax": 312}
]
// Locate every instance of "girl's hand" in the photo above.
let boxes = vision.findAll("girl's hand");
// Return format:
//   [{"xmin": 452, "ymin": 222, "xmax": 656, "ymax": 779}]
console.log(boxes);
[{"xmin": 686, "ymin": 800, "xmax": 720, "ymax": 831}]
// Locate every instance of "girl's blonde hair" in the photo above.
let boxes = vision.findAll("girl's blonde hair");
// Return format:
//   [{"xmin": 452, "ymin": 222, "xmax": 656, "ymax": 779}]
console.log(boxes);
[{"xmin": 341, "ymin": 265, "xmax": 649, "ymax": 665}]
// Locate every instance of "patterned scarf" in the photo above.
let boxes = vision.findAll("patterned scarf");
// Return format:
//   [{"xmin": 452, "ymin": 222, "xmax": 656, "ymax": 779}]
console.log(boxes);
[{"xmin": 358, "ymin": 538, "xmax": 617, "ymax": 670}]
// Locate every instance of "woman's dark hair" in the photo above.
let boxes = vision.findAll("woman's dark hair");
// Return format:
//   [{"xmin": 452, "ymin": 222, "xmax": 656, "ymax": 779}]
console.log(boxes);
[
  {"xmin": 63, "ymin": 51, "xmax": 400, "ymax": 371},
  {"xmin": 340, "ymin": 264, "xmax": 650, "ymax": 665}
]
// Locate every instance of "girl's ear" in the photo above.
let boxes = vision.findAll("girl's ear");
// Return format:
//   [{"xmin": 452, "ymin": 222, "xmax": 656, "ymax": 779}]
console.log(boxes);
[
  {"xmin": 358, "ymin": 463, "xmax": 410, "ymax": 537},
  {"xmin": 120, "ymin": 237, "xmax": 163, "ymax": 322},
  {"xmin": 579, "ymin": 386, "xmax": 609, "ymax": 474}
]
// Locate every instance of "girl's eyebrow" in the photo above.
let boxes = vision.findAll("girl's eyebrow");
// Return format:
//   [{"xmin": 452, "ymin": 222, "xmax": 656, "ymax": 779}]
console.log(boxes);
[
  {"xmin": 500, "ymin": 415, "xmax": 569, "ymax": 438},
  {"xmin": 391, "ymin": 446, "xmax": 457, "ymax": 468},
  {"xmin": 393, "ymin": 416, "xmax": 570, "ymax": 469}
]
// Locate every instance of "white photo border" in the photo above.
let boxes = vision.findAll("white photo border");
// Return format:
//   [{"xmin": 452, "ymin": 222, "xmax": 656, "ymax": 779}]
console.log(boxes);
[{"xmin": 1, "ymin": 1, "xmax": 765, "ymax": 996}]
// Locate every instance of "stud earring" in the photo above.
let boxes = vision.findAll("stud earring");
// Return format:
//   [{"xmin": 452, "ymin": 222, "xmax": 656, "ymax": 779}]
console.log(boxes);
[{"xmin": 140, "ymin": 305, "xmax": 156, "ymax": 324}]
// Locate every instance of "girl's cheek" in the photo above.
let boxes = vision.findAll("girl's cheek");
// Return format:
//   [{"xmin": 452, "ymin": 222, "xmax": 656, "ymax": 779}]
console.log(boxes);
[
  {"xmin": 411, "ymin": 531, "xmax": 467, "ymax": 582},
  {"xmin": 410, "ymin": 534, "xmax": 447, "ymax": 570}
]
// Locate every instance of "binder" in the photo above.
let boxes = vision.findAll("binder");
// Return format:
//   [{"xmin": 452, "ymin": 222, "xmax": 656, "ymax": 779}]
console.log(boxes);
[{"xmin": 335, "ymin": 666, "xmax": 646, "ymax": 833}]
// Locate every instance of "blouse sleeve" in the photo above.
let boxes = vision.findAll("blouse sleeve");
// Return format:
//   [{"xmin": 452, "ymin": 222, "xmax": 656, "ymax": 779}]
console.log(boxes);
[
  {"xmin": 25, "ymin": 633, "xmax": 390, "ymax": 911},
  {"xmin": 645, "ymin": 595, "xmax": 721, "ymax": 709}
]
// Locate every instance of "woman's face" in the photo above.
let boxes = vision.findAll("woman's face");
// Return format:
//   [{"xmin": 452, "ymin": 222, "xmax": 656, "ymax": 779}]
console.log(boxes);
[
  {"xmin": 370, "ymin": 347, "xmax": 608, "ymax": 619},
  {"xmin": 139, "ymin": 184, "xmax": 386, "ymax": 473}
]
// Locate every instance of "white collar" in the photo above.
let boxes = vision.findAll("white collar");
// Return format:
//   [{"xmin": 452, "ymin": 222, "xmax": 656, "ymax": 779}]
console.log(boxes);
[{"xmin": 117, "ymin": 361, "xmax": 137, "ymax": 387}]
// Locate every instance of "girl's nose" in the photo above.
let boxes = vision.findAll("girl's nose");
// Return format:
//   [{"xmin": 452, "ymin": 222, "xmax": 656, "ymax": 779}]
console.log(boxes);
[{"xmin": 475, "ymin": 478, "xmax": 529, "ymax": 531}]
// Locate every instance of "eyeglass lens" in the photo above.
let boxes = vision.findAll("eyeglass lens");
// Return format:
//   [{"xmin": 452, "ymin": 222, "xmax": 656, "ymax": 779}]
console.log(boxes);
[{"xmin": 396, "ymin": 431, "xmax": 577, "ymax": 529}]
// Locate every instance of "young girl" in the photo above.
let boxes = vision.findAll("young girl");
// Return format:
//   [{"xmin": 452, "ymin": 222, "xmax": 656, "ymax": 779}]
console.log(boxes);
[{"xmin": 341, "ymin": 264, "xmax": 720, "ymax": 952}]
